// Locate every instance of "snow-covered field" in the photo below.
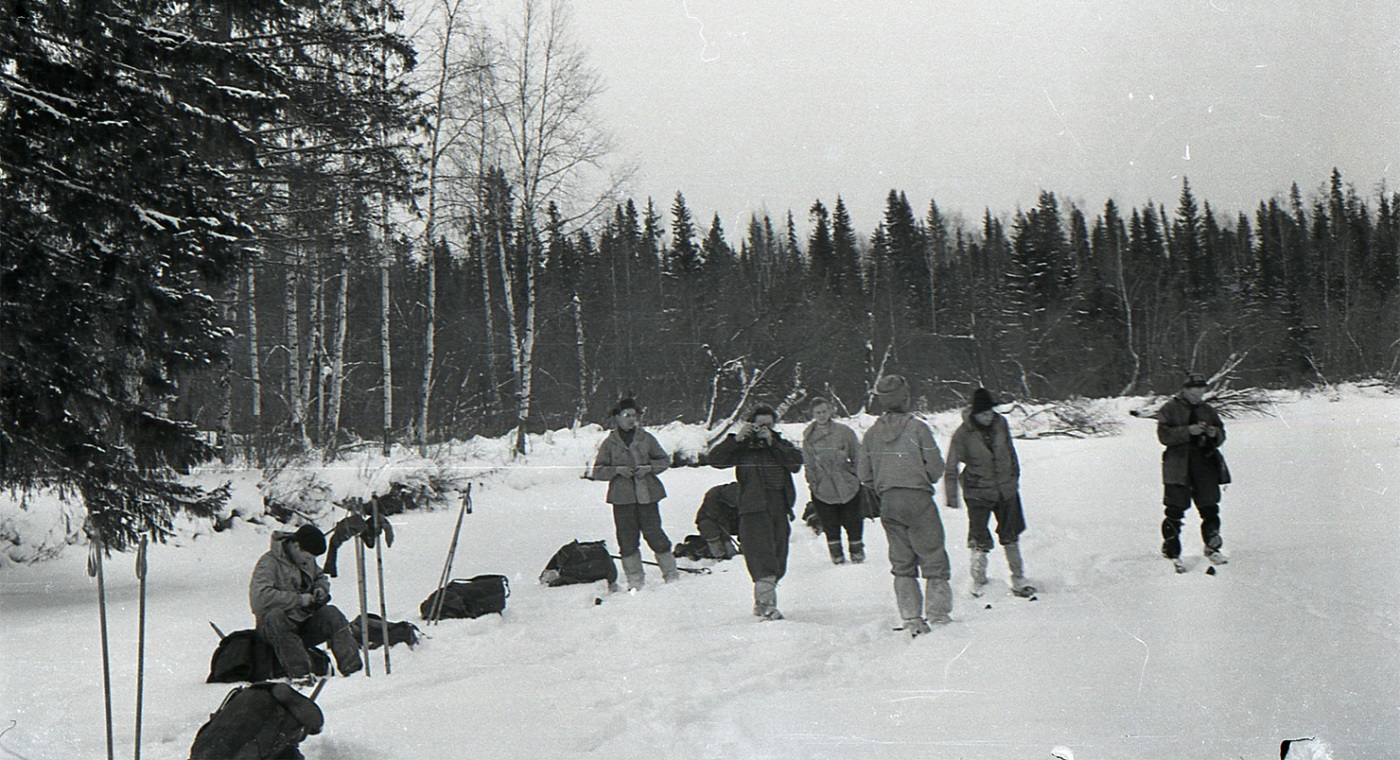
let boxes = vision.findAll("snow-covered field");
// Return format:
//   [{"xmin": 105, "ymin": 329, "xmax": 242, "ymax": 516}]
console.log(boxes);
[{"xmin": 2, "ymin": 386, "xmax": 1396, "ymax": 759}]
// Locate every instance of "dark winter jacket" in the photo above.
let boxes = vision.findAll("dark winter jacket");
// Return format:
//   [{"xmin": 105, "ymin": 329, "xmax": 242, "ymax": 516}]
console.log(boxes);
[
  {"xmin": 589, "ymin": 428, "xmax": 671, "ymax": 505},
  {"xmin": 801, "ymin": 420, "xmax": 861, "ymax": 505},
  {"xmin": 695, "ymin": 482, "xmax": 741, "ymax": 539},
  {"xmin": 249, "ymin": 531, "xmax": 331, "ymax": 624},
  {"xmin": 943, "ymin": 410, "xmax": 1020, "ymax": 506},
  {"xmin": 707, "ymin": 432, "xmax": 803, "ymax": 516},
  {"xmin": 1156, "ymin": 394, "xmax": 1230, "ymax": 486},
  {"xmin": 858, "ymin": 412, "xmax": 945, "ymax": 497}
]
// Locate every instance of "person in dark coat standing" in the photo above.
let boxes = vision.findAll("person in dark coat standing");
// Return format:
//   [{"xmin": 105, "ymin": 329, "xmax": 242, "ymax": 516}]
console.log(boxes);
[
  {"xmin": 943, "ymin": 388, "xmax": 1033, "ymax": 596},
  {"xmin": 589, "ymin": 397, "xmax": 679, "ymax": 589},
  {"xmin": 249, "ymin": 524, "xmax": 363, "ymax": 679},
  {"xmin": 707, "ymin": 405, "xmax": 804, "ymax": 620},
  {"xmin": 802, "ymin": 397, "xmax": 865, "ymax": 564},
  {"xmin": 1157, "ymin": 373, "xmax": 1230, "ymax": 568},
  {"xmin": 858, "ymin": 375, "xmax": 951, "ymax": 636}
]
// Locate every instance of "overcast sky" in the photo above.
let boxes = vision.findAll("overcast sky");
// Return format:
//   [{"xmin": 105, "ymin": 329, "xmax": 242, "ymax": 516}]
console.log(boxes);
[{"xmin": 565, "ymin": 0, "xmax": 1397, "ymax": 236}]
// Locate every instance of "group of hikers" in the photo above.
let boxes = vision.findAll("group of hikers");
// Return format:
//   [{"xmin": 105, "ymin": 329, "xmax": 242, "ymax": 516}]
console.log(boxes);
[
  {"xmin": 246, "ymin": 371, "xmax": 1232, "ymax": 678},
  {"xmin": 585, "ymin": 371, "xmax": 1231, "ymax": 635}
]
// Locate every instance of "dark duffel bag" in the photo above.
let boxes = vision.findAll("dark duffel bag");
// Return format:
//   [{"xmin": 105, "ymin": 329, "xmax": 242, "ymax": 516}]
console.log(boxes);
[
  {"xmin": 539, "ymin": 540, "xmax": 618, "ymax": 586},
  {"xmin": 348, "ymin": 613, "xmax": 421, "ymax": 649},
  {"xmin": 419, "ymin": 574, "xmax": 510, "ymax": 621}
]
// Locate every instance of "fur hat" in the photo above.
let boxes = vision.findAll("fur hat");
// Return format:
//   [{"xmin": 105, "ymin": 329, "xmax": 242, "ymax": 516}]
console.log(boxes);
[
  {"xmin": 970, "ymin": 388, "xmax": 996, "ymax": 414},
  {"xmin": 874, "ymin": 374, "xmax": 908, "ymax": 398},
  {"xmin": 1182, "ymin": 373, "xmax": 1209, "ymax": 389},
  {"xmin": 293, "ymin": 524, "xmax": 327, "ymax": 556}
]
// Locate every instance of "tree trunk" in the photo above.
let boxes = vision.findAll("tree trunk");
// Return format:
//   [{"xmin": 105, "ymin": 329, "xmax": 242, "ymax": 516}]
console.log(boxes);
[
  {"xmin": 572, "ymin": 290, "xmax": 588, "ymax": 426},
  {"xmin": 380, "ymin": 249, "xmax": 393, "ymax": 456},
  {"xmin": 284, "ymin": 248, "xmax": 309, "ymax": 450},
  {"xmin": 495, "ymin": 219, "xmax": 524, "ymax": 454},
  {"xmin": 416, "ymin": 246, "xmax": 437, "ymax": 452},
  {"xmin": 245, "ymin": 265, "xmax": 263, "ymax": 463},
  {"xmin": 217, "ymin": 287, "xmax": 235, "ymax": 464},
  {"xmin": 324, "ymin": 264, "xmax": 349, "ymax": 458}
]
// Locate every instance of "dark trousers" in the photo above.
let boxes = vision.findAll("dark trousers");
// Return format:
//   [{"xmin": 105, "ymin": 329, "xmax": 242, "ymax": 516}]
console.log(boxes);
[
  {"xmin": 739, "ymin": 501, "xmax": 791, "ymax": 582},
  {"xmin": 813, "ymin": 496, "xmax": 864, "ymax": 545},
  {"xmin": 613, "ymin": 502, "xmax": 671, "ymax": 557},
  {"xmin": 965, "ymin": 494, "xmax": 1027, "ymax": 551},
  {"xmin": 1161, "ymin": 458, "xmax": 1223, "ymax": 557},
  {"xmin": 256, "ymin": 604, "xmax": 360, "ymax": 677}
]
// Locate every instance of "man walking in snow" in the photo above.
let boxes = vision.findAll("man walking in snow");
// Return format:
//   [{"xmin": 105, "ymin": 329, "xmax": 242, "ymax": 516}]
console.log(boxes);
[
  {"xmin": 707, "ymin": 405, "xmax": 803, "ymax": 620},
  {"xmin": 1157, "ymin": 373, "xmax": 1230, "ymax": 570},
  {"xmin": 249, "ymin": 524, "xmax": 363, "ymax": 679},
  {"xmin": 858, "ymin": 375, "xmax": 952, "ymax": 636},
  {"xmin": 943, "ymin": 388, "xmax": 1033, "ymax": 597}
]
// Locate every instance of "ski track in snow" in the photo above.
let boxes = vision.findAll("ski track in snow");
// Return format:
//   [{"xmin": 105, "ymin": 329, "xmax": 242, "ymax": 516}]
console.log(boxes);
[{"xmin": 1, "ymin": 386, "xmax": 1396, "ymax": 759}]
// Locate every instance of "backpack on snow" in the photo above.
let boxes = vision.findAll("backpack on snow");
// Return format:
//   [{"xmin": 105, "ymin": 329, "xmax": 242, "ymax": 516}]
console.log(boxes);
[
  {"xmin": 348, "ymin": 613, "xmax": 421, "ymax": 649},
  {"xmin": 538, "ymin": 540, "xmax": 618, "ymax": 586},
  {"xmin": 189, "ymin": 681, "xmax": 324, "ymax": 759},
  {"xmin": 419, "ymin": 574, "xmax": 510, "ymax": 621},
  {"xmin": 207, "ymin": 628, "xmax": 330, "ymax": 684}
]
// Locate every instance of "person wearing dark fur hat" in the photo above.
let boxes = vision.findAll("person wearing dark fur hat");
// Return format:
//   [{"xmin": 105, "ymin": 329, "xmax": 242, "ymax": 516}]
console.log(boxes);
[
  {"xmin": 249, "ymin": 524, "xmax": 363, "ymax": 678},
  {"xmin": 802, "ymin": 397, "xmax": 865, "ymax": 564},
  {"xmin": 858, "ymin": 375, "xmax": 952, "ymax": 636},
  {"xmin": 944, "ymin": 388, "xmax": 1033, "ymax": 596},
  {"xmin": 1157, "ymin": 373, "xmax": 1230, "ymax": 569},
  {"xmin": 707, "ymin": 405, "xmax": 804, "ymax": 620},
  {"xmin": 588, "ymin": 397, "xmax": 679, "ymax": 589}
]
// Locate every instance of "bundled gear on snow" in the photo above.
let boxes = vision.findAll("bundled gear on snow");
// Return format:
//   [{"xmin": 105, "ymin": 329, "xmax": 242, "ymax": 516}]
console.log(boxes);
[
  {"xmin": 322, "ymin": 510, "xmax": 394, "ymax": 578},
  {"xmin": 419, "ymin": 574, "xmax": 509, "ymax": 620},
  {"xmin": 188, "ymin": 681, "xmax": 324, "ymax": 759},
  {"xmin": 539, "ymin": 540, "xmax": 619, "ymax": 587},
  {"xmin": 207, "ymin": 628, "xmax": 330, "ymax": 684},
  {"xmin": 347, "ymin": 613, "xmax": 420, "ymax": 650}
]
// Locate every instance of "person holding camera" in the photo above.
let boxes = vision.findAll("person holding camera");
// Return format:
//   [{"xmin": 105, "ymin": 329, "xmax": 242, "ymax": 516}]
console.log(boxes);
[
  {"xmin": 1156, "ymin": 373, "xmax": 1231, "ymax": 569},
  {"xmin": 707, "ymin": 405, "xmax": 804, "ymax": 620},
  {"xmin": 249, "ymin": 524, "xmax": 363, "ymax": 679}
]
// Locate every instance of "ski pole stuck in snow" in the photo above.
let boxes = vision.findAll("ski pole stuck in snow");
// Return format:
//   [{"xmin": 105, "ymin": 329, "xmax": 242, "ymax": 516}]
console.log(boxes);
[{"xmin": 429, "ymin": 484, "xmax": 472, "ymax": 624}]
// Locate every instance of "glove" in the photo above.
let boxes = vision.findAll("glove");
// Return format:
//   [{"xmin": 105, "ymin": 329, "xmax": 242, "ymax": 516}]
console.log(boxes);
[
  {"xmin": 313, "ymin": 586, "xmax": 330, "ymax": 605},
  {"xmin": 298, "ymin": 593, "xmax": 315, "ymax": 608},
  {"xmin": 1187, "ymin": 423, "xmax": 1204, "ymax": 435},
  {"xmin": 614, "ymin": 465, "xmax": 635, "ymax": 478},
  {"xmin": 633, "ymin": 464, "xmax": 653, "ymax": 476}
]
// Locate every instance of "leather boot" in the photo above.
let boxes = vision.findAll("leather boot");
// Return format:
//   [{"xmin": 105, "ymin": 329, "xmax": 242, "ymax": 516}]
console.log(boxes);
[
  {"xmin": 827, "ymin": 540, "xmax": 847, "ymax": 564},
  {"xmin": 620, "ymin": 553, "xmax": 646, "ymax": 590},
  {"xmin": 656, "ymin": 551, "xmax": 681, "ymax": 583},
  {"xmin": 848, "ymin": 541, "xmax": 865, "ymax": 563}
]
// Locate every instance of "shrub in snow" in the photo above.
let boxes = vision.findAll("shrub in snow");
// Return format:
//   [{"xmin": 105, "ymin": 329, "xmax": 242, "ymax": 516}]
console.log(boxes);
[{"xmin": 0, "ymin": 489, "xmax": 85, "ymax": 565}]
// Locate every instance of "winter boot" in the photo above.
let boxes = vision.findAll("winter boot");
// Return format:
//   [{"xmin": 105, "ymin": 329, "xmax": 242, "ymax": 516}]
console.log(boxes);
[
  {"xmin": 902, "ymin": 617, "xmax": 932, "ymax": 638},
  {"xmin": 970, "ymin": 548, "xmax": 990, "ymax": 593},
  {"xmin": 656, "ymin": 551, "xmax": 681, "ymax": 583},
  {"xmin": 1004, "ymin": 543, "xmax": 1034, "ymax": 595},
  {"xmin": 753, "ymin": 577, "xmax": 783, "ymax": 620},
  {"xmin": 1160, "ymin": 517, "xmax": 1182, "ymax": 560},
  {"xmin": 1202, "ymin": 525, "xmax": 1227, "ymax": 564},
  {"xmin": 827, "ymin": 540, "xmax": 847, "ymax": 565},
  {"xmin": 848, "ymin": 541, "xmax": 866, "ymax": 564},
  {"xmin": 893, "ymin": 575, "xmax": 923, "ymax": 623},
  {"xmin": 620, "ymin": 553, "xmax": 646, "ymax": 591},
  {"xmin": 925, "ymin": 578, "xmax": 954, "ymax": 623}
]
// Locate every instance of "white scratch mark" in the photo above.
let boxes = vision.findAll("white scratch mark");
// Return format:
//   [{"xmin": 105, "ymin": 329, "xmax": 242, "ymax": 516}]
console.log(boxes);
[
  {"xmin": 681, "ymin": 0, "xmax": 718, "ymax": 62},
  {"xmin": 1042, "ymin": 89, "xmax": 1085, "ymax": 152},
  {"xmin": 1087, "ymin": 592, "xmax": 1152, "ymax": 696}
]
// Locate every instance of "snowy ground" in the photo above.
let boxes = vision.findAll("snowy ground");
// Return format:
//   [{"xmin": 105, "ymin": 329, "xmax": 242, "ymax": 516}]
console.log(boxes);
[{"xmin": 1, "ymin": 386, "xmax": 1396, "ymax": 759}]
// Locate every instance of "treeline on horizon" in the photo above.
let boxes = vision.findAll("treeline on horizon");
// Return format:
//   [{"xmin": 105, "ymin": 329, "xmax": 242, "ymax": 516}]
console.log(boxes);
[{"xmin": 190, "ymin": 168, "xmax": 1400, "ymax": 453}]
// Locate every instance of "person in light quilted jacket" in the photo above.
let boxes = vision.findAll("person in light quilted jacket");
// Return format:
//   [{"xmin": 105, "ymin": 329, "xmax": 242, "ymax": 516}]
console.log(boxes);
[
  {"xmin": 249, "ymin": 525, "xmax": 362, "ymax": 678},
  {"xmin": 802, "ymin": 397, "xmax": 865, "ymax": 564},
  {"xmin": 589, "ymin": 397, "xmax": 678, "ymax": 589}
]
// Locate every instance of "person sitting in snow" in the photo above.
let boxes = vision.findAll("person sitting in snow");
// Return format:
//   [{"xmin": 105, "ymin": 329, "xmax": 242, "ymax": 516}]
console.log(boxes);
[
  {"xmin": 943, "ymin": 388, "xmax": 1033, "ymax": 597},
  {"xmin": 587, "ymin": 397, "xmax": 679, "ymax": 589},
  {"xmin": 249, "ymin": 524, "xmax": 363, "ymax": 679},
  {"xmin": 695, "ymin": 481, "xmax": 741, "ymax": 559},
  {"xmin": 1156, "ymin": 372, "xmax": 1230, "ymax": 568},
  {"xmin": 707, "ymin": 405, "xmax": 803, "ymax": 621}
]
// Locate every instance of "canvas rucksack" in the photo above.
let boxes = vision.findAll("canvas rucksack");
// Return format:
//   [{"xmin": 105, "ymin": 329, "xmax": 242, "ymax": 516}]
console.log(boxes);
[
  {"xmin": 188, "ymin": 681, "xmax": 324, "ymax": 759},
  {"xmin": 538, "ymin": 540, "xmax": 618, "ymax": 586},
  {"xmin": 207, "ymin": 628, "xmax": 330, "ymax": 684},
  {"xmin": 419, "ymin": 574, "xmax": 510, "ymax": 621}
]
